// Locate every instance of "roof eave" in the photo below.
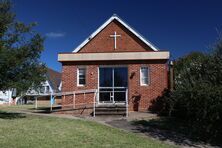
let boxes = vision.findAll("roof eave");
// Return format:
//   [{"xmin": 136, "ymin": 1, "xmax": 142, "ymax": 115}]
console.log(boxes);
[{"xmin": 58, "ymin": 51, "xmax": 169, "ymax": 62}]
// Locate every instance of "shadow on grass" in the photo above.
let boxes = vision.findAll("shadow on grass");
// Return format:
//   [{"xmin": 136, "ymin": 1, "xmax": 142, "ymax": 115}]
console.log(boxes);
[
  {"xmin": 28, "ymin": 106, "xmax": 62, "ymax": 114},
  {"xmin": 131, "ymin": 118, "xmax": 221, "ymax": 147},
  {"xmin": 0, "ymin": 111, "xmax": 26, "ymax": 119}
]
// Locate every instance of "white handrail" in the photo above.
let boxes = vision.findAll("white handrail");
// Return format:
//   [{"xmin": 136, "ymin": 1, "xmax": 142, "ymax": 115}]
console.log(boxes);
[
  {"xmin": 56, "ymin": 89, "xmax": 129, "ymax": 117},
  {"xmin": 60, "ymin": 89, "xmax": 98, "ymax": 117},
  {"xmin": 93, "ymin": 90, "xmax": 98, "ymax": 117},
  {"xmin": 59, "ymin": 89, "xmax": 97, "ymax": 96},
  {"xmin": 73, "ymin": 92, "xmax": 75, "ymax": 109},
  {"xmin": 126, "ymin": 88, "xmax": 128, "ymax": 117},
  {"xmin": 25, "ymin": 89, "xmax": 97, "ymax": 97}
]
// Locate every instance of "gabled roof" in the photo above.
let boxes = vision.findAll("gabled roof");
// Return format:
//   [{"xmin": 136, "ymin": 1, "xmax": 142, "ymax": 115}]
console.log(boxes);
[
  {"xmin": 73, "ymin": 14, "xmax": 159, "ymax": 53},
  {"xmin": 46, "ymin": 68, "xmax": 61, "ymax": 92}
]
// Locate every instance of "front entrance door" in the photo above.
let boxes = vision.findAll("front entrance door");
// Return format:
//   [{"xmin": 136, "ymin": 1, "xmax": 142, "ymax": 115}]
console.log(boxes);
[{"xmin": 99, "ymin": 67, "xmax": 128, "ymax": 103}]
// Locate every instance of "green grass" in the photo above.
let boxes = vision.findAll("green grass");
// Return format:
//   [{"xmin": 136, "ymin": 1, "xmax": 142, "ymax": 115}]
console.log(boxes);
[
  {"xmin": 0, "ymin": 104, "xmax": 42, "ymax": 111},
  {"xmin": 0, "ymin": 110, "xmax": 173, "ymax": 148},
  {"xmin": 0, "ymin": 104, "xmax": 57, "ymax": 113},
  {"xmin": 0, "ymin": 104, "xmax": 49, "ymax": 110}
]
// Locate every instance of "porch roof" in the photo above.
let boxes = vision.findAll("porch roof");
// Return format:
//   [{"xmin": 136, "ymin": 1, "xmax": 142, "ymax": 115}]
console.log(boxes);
[{"xmin": 58, "ymin": 51, "xmax": 170, "ymax": 62}]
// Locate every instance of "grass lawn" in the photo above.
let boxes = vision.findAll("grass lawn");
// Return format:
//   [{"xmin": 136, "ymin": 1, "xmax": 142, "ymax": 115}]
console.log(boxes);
[
  {"xmin": 0, "ymin": 108, "xmax": 173, "ymax": 148},
  {"xmin": 0, "ymin": 104, "xmax": 50, "ymax": 111}
]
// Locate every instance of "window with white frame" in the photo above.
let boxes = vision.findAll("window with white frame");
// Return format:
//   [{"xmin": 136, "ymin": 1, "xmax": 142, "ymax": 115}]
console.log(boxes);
[
  {"xmin": 45, "ymin": 86, "xmax": 50, "ymax": 93},
  {"xmin": 140, "ymin": 67, "xmax": 150, "ymax": 86},
  {"xmin": 77, "ymin": 67, "xmax": 86, "ymax": 86}
]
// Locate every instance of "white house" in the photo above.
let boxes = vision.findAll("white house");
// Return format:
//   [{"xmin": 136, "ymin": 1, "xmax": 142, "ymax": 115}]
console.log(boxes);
[
  {"xmin": 0, "ymin": 68, "xmax": 61, "ymax": 105},
  {"xmin": 0, "ymin": 90, "xmax": 13, "ymax": 105},
  {"xmin": 18, "ymin": 67, "xmax": 62, "ymax": 105}
]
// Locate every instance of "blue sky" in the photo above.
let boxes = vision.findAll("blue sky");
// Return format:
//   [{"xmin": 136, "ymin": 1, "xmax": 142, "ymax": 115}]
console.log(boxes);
[{"xmin": 12, "ymin": 0, "xmax": 222, "ymax": 72}]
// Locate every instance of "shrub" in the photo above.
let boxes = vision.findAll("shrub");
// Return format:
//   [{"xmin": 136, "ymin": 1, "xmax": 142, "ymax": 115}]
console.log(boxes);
[{"xmin": 153, "ymin": 39, "xmax": 222, "ymax": 143}]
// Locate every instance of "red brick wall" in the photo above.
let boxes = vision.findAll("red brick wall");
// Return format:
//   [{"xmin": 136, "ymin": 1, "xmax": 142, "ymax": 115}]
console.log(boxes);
[
  {"xmin": 62, "ymin": 64, "xmax": 97, "ymax": 111},
  {"xmin": 78, "ymin": 20, "xmax": 153, "ymax": 53},
  {"xmin": 60, "ymin": 19, "xmax": 169, "ymax": 114},
  {"xmin": 62, "ymin": 60, "xmax": 168, "ymax": 112},
  {"xmin": 62, "ymin": 65, "xmax": 98, "ymax": 92},
  {"xmin": 128, "ymin": 63, "xmax": 168, "ymax": 111}
]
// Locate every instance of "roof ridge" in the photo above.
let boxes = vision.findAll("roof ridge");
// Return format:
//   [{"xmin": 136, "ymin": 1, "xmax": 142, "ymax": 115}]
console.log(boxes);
[{"xmin": 46, "ymin": 67, "xmax": 61, "ymax": 74}]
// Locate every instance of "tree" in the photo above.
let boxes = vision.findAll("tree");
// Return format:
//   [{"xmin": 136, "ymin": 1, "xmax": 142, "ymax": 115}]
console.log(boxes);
[
  {"xmin": 0, "ymin": 0, "xmax": 46, "ymax": 93},
  {"xmin": 174, "ymin": 52, "xmax": 207, "ymax": 90},
  {"xmin": 151, "ymin": 39, "xmax": 222, "ymax": 142}
]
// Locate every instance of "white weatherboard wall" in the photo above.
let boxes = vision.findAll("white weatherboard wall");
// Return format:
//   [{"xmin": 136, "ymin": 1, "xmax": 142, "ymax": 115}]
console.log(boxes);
[
  {"xmin": 0, "ymin": 90, "xmax": 12, "ymax": 104},
  {"xmin": 42, "ymin": 80, "xmax": 53, "ymax": 94},
  {"xmin": 26, "ymin": 80, "xmax": 53, "ymax": 95}
]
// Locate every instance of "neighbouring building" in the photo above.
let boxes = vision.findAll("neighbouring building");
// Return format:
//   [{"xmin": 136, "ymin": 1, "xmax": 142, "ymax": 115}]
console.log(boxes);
[
  {"xmin": 0, "ymin": 90, "xmax": 14, "ymax": 105},
  {"xmin": 58, "ymin": 14, "xmax": 170, "ymax": 115},
  {"xmin": 18, "ymin": 67, "xmax": 62, "ymax": 105}
]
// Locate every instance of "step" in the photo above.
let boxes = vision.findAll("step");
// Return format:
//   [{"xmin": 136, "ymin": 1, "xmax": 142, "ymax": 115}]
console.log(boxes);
[
  {"xmin": 96, "ymin": 104, "xmax": 126, "ymax": 108},
  {"xmin": 95, "ymin": 111, "xmax": 126, "ymax": 115},
  {"xmin": 95, "ymin": 106, "xmax": 126, "ymax": 116},
  {"xmin": 95, "ymin": 107, "xmax": 126, "ymax": 111}
]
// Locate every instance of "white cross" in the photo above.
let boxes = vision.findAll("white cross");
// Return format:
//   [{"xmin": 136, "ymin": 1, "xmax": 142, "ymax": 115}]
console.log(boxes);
[{"xmin": 110, "ymin": 31, "xmax": 121, "ymax": 49}]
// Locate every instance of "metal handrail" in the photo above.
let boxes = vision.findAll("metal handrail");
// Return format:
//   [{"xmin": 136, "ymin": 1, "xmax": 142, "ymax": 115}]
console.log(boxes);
[
  {"xmin": 126, "ymin": 88, "xmax": 128, "ymax": 117},
  {"xmin": 99, "ymin": 87, "xmax": 127, "ymax": 89},
  {"xmin": 98, "ymin": 88, "xmax": 129, "ymax": 117},
  {"xmin": 58, "ymin": 89, "xmax": 97, "ymax": 96},
  {"xmin": 60, "ymin": 89, "xmax": 98, "ymax": 117},
  {"xmin": 99, "ymin": 91, "xmax": 126, "ymax": 93},
  {"xmin": 58, "ymin": 88, "xmax": 129, "ymax": 117}
]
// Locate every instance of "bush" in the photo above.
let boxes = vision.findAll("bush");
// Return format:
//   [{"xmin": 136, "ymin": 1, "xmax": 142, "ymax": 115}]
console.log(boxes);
[{"xmin": 153, "ymin": 39, "xmax": 222, "ymax": 143}]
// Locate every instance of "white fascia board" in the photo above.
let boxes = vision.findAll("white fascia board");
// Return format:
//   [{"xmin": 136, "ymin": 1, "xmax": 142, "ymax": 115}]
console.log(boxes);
[
  {"xmin": 58, "ymin": 82, "xmax": 62, "ymax": 91},
  {"xmin": 114, "ymin": 16, "xmax": 159, "ymax": 51},
  {"xmin": 73, "ymin": 16, "xmax": 114, "ymax": 53},
  {"xmin": 72, "ymin": 15, "xmax": 159, "ymax": 53},
  {"xmin": 58, "ymin": 52, "xmax": 169, "ymax": 62}
]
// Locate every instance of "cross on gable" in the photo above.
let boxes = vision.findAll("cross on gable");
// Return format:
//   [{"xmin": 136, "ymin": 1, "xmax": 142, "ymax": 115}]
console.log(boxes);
[{"xmin": 110, "ymin": 31, "xmax": 121, "ymax": 49}]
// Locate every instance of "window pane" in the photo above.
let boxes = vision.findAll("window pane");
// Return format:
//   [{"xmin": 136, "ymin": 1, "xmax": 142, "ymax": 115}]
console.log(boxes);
[
  {"xmin": 114, "ymin": 68, "xmax": 128, "ymax": 87},
  {"xmin": 79, "ymin": 69, "xmax": 85, "ymax": 76},
  {"xmin": 142, "ymin": 78, "xmax": 148, "ymax": 85},
  {"xmin": 78, "ymin": 68, "xmax": 86, "ymax": 85},
  {"xmin": 79, "ymin": 75, "xmax": 85, "ymax": 79},
  {"xmin": 142, "ymin": 72, "xmax": 148, "ymax": 78},
  {"xmin": 141, "ymin": 68, "xmax": 148, "ymax": 77},
  {"xmin": 99, "ymin": 68, "xmax": 113, "ymax": 87},
  {"xmin": 45, "ymin": 86, "xmax": 50, "ymax": 93},
  {"xmin": 40, "ymin": 86, "xmax": 45, "ymax": 93},
  {"xmin": 79, "ymin": 78, "xmax": 85, "ymax": 85},
  {"xmin": 141, "ymin": 67, "xmax": 149, "ymax": 85}
]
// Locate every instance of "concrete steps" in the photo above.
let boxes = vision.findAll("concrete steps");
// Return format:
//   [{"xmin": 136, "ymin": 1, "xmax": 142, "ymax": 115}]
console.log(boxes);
[{"xmin": 95, "ymin": 104, "xmax": 126, "ymax": 116}]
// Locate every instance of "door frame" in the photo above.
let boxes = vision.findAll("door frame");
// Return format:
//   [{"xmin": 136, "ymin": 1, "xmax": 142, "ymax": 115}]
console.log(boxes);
[{"xmin": 97, "ymin": 65, "xmax": 128, "ymax": 105}]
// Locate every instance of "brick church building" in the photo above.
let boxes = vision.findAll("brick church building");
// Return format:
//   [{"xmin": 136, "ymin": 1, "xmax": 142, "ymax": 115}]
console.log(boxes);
[{"xmin": 58, "ymin": 14, "xmax": 169, "ymax": 115}]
